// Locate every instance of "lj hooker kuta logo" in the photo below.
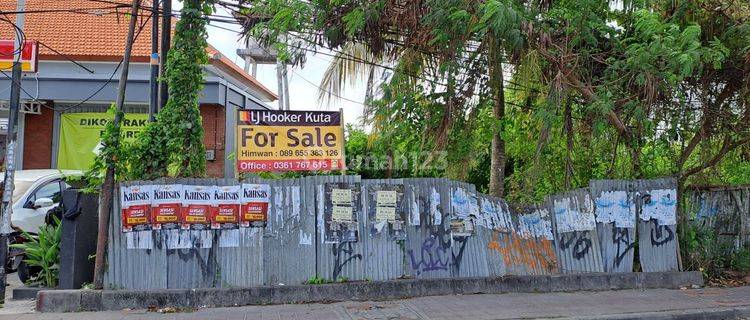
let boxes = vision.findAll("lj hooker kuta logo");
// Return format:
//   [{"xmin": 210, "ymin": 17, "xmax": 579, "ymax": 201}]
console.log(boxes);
[{"xmin": 236, "ymin": 110, "xmax": 346, "ymax": 172}]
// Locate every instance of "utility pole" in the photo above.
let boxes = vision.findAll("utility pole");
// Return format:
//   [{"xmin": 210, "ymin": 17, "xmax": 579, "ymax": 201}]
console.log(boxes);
[
  {"xmin": 159, "ymin": 0, "xmax": 171, "ymax": 110},
  {"xmin": 93, "ymin": 0, "xmax": 140, "ymax": 290},
  {"xmin": 0, "ymin": 0, "xmax": 25, "ymax": 305},
  {"xmin": 148, "ymin": 0, "xmax": 159, "ymax": 121}
]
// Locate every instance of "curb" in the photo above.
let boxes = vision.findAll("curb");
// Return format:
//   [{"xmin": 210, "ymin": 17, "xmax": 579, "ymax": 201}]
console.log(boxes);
[
  {"xmin": 12, "ymin": 286, "xmax": 43, "ymax": 300},
  {"xmin": 35, "ymin": 271, "xmax": 704, "ymax": 313},
  {"xmin": 575, "ymin": 306, "xmax": 750, "ymax": 320}
]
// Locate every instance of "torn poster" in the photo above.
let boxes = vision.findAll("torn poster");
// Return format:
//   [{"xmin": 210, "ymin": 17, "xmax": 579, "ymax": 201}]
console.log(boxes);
[
  {"xmin": 324, "ymin": 182, "xmax": 360, "ymax": 243},
  {"xmin": 299, "ymin": 229, "xmax": 312, "ymax": 245},
  {"xmin": 151, "ymin": 184, "xmax": 182, "ymax": 230},
  {"xmin": 125, "ymin": 230, "xmax": 153, "ymax": 249},
  {"xmin": 430, "ymin": 187, "xmax": 442, "ymax": 225},
  {"xmin": 640, "ymin": 188, "xmax": 677, "ymax": 225},
  {"xmin": 517, "ymin": 208, "xmax": 554, "ymax": 240},
  {"xmin": 409, "ymin": 192, "xmax": 421, "ymax": 226},
  {"xmin": 367, "ymin": 184, "xmax": 405, "ymax": 240},
  {"xmin": 121, "ymin": 184, "xmax": 152, "ymax": 232},
  {"xmin": 450, "ymin": 187, "xmax": 478, "ymax": 237},
  {"xmin": 481, "ymin": 197, "xmax": 514, "ymax": 232},
  {"xmin": 553, "ymin": 195, "xmax": 596, "ymax": 233},
  {"xmin": 218, "ymin": 229, "xmax": 240, "ymax": 247},
  {"xmin": 594, "ymin": 190, "xmax": 635, "ymax": 228}
]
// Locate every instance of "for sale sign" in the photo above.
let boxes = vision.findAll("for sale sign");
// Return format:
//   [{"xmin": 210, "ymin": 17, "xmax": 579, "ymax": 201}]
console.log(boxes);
[{"xmin": 236, "ymin": 110, "xmax": 346, "ymax": 172}]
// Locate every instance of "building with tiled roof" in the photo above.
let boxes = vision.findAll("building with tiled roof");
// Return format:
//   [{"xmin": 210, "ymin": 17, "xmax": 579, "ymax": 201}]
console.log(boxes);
[{"xmin": 0, "ymin": 0, "xmax": 276, "ymax": 178}]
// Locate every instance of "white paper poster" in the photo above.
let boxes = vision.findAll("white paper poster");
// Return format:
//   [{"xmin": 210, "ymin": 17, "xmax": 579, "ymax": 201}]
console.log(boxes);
[
  {"xmin": 517, "ymin": 208, "xmax": 554, "ymax": 240},
  {"xmin": 553, "ymin": 196, "xmax": 596, "ymax": 233},
  {"xmin": 594, "ymin": 190, "xmax": 635, "ymax": 228},
  {"xmin": 640, "ymin": 189, "xmax": 677, "ymax": 225}
]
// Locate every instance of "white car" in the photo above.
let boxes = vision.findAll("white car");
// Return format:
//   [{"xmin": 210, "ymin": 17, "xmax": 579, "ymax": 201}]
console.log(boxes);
[{"xmin": 0, "ymin": 170, "xmax": 82, "ymax": 233}]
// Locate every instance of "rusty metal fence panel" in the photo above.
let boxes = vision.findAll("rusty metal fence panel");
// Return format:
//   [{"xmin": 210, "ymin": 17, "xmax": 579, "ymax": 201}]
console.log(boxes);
[
  {"xmin": 548, "ymin": 189, "xmax": 604, "ymax": 273},
  {"xmin": 511, "ymin": 204, "xmax": 559, "ymax": 275},
  {"xmin": 636, "ymin": 178, "xmax": 680, "ymax": 272},
  {"xmin": 590, "ymin": 180, "xmax": 637, "ymax": 273},
  {"xmin": 477, "ymin": 195, "xmax": 511, "ymax": 277}
]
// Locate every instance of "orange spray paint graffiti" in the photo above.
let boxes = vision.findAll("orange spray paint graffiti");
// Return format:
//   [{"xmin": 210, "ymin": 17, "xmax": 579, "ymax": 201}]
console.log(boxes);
[{"xmin": 487, "ymin": 231, "xmax": 558, "ymax": 275}]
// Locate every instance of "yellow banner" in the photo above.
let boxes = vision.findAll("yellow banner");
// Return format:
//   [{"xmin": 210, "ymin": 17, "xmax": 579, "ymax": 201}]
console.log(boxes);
[{"xmin": 57, "ymin": 112, "xmax": 149, "ymax": 170}]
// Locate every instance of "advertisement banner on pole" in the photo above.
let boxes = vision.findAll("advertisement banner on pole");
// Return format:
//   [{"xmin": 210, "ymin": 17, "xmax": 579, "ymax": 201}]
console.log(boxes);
[{"xmin": 236, "ymin": 110, "xmax": 346, "ymax": 172}]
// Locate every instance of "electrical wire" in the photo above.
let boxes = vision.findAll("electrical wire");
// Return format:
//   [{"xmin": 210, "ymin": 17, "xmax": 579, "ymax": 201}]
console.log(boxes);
[{"xmin": 48, "ymin": 10, "xmax": 154, "ymax": 112}]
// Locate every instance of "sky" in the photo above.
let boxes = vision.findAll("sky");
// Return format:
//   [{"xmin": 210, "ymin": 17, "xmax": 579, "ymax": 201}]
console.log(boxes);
[{"xmin": 176, "ymin": 2, "xmax": 368, "ymax": 127}]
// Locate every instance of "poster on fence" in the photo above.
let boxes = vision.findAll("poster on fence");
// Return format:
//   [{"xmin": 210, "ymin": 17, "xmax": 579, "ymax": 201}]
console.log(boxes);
[
  {"xmin": 181, "ymin": 185, "xmax": 212, "ymax": 230},
  {"xmin": 121, "ymin": 185, "xmax": 152, "ymax": 232},
  {"xmin": 236, "ymin": 110, "xmax": 346, "ymax": 172},
  {"xmin": 151, "ymin": 184, "xmax": 182, "ymax": 230},
  {"xmin": 241, "ymin": 183, "xmax": 270, "ymax": 227},
  {"xmin": 324, "ymin": 182, "xmax": 361, "ymax": 243},
  {"xmin": 450, "ymin": 187, "xmax": 478, "ymax": 237},
  {"xmin": 640, "ymin": 189, "xmax": 677, "ymax": 225},
  {"xmin": 367, "ymin": 184, "xmax": 406, "ymax": 240},
  {"xmin": 211, "ymin": 185, "xmax": 241, "ymax": 229},
  {"xmin": 594, "ymin": 190, "xmax": 635, "ymax": 228}
]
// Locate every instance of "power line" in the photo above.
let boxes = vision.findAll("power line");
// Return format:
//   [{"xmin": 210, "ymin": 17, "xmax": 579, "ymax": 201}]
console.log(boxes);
[{"xmin": 46, "ymin": 9, "xmax": 155, "ymax": 112}]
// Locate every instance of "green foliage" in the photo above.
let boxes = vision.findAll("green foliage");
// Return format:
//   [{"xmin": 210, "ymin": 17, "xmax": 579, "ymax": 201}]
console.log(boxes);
[
  {"xmin": 304, "ymin": 275, "xmax": 331, "ymax": 284},
  {"xmin": 80, "ymin": 105, "xmax": 129, "ymax": 192},
  {"xmin": 10, "ymin": 217, "xmax": 62, "ymax": 287},
  {"xmin": 242, "ymin": 0, "xmax": 750, "ymax": 201},
  {"xmin": 680, "ymin": 223, "xmax": 750, "ymax": 281},
  {"xmin": 129, "ymin": 0, "xmax": 211, "ymax": 180}
]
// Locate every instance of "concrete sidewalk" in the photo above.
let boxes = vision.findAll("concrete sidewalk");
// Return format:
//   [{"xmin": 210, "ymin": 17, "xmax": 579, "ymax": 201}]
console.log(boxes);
[{"xmin": 1, "ymin": 286, "xmax": 749, "ymax": 320}]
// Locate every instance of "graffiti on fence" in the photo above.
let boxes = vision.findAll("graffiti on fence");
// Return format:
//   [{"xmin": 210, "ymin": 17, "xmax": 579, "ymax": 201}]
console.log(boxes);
[
  {"xmin": 649, "ymin": 220, "xmax": 674, "ymax": 247},
  {"xmin": 612, "ymin": 225, "xmax": 635, "ymax": 268},
  {"xmin": 559, "ymin": 231, "xmax": 592, "ymax": 260},
  {"xmin": 332, "ymin": 241, "xmax": 362, "ymax": 280},
  {"xmin": 407, "ymin": 226, "xmax": 469, "ymax": 276},
  {"xmin": 408, "ymin": 236, "xmax": 449, "ymax": 275},
  {"xmin": 487, "ymin": 231, "xmax": 557, "ymax": 274}
]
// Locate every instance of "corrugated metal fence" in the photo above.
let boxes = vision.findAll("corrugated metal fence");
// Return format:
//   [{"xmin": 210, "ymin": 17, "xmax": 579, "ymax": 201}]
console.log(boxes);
[
  {"xmin": 105, "ymin": 176, "xmax": 681, "ymax": 289},
  {"xmin": 684, "ymin": 185, "xmax": 750, "ymax": 250}
]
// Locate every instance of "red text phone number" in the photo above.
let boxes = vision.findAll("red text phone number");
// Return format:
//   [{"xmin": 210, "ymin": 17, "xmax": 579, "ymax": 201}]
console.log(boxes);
[{"xmin": 238, "ymin": 159, "xmax": 343, "ymax": 172}]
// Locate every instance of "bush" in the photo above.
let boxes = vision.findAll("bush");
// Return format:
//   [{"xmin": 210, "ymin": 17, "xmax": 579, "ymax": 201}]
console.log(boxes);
[
  {"xmin": 681, "ymin": 223, "xmax": 750, "ymax": 283},
  {"xmin": 10, "ymin": 217, "xmax": 62, "ymax": 287}
]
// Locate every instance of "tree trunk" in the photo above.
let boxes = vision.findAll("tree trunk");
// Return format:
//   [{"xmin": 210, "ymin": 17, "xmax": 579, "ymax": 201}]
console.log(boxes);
[
  {"xmin": 564, "ymin": 100, "xmax": 574, "ymax": 189},
  {"xmin": 93, "ymin": 0, "xmax": 140, "ymax": 289},
  {"xmin": 488, "ymin": 44, "xmax": 506, "ymax": 197}
]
